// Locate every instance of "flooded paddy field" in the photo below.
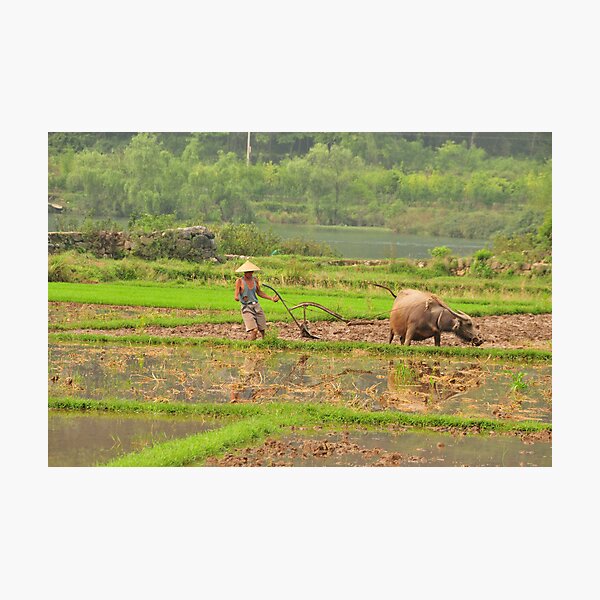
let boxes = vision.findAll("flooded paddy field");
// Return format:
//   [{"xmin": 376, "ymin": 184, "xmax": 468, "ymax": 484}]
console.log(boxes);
[
  {"xmin": 49, "ymin": 342, "xmax": 551, "ymax": 422},
  {"xmin": 49, "ymin": 410, "xmax": 226, "ymax": 466},
  {"xmin": 202, "ymin": 426, "xmax": 552, "ymax": 467}
]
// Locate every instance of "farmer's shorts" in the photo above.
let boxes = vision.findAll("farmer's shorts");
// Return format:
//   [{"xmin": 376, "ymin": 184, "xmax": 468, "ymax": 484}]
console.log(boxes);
[{"xmin": 241, "ymin": 303, "xmax": 267, "ymax": 332}]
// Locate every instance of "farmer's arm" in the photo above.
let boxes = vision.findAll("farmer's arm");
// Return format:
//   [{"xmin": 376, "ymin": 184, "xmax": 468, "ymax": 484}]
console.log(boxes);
[
  {"xmin": 256, "ymin": 279, "xmax": 278, "ymax": 302},
  {"xmin": 234, "ymin": 278, "xmax": 241, "ymax": 302}
]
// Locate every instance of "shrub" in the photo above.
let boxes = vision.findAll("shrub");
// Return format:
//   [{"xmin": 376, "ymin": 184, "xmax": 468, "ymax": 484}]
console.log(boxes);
[
  {"xmin": 278, "ymin": 237, "xmax": 337, "ymax": 257},
  {"xmin": 48, "ymin": 254, "xmax": 74, "ymax": 282},
  {"xmin": 128, "ymin": 212, "xmax": 178, "ymax": 232},
  {"xmin": 214, "ymin": 223, "xmax": 281, "ymax": 256},
  {"xmin": 473, "ymin": 248, "xmax": 493, "ymax": 261},
  {"xmin": 429, "ymin": 246, "xmax": 452, "ymax": 258},
  {"xmin": 81, "ymin": 217, "xmax": 121, "ymax": 233},
  {"xmin": 388, "ymin": 259, "xmax": 421, "ymax": 275},
  {"xmin": 471, "ymin": 248, "xmax": 495, "ymax": 278}
]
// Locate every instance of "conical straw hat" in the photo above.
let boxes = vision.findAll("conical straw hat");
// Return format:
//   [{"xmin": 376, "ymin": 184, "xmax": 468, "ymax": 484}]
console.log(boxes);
[{"xmin": 235, "ymin": 260, "xmax": 261, "ymax": 273}]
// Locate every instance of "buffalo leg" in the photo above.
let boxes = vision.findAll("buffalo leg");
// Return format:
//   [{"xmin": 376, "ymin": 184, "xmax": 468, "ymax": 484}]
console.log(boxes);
[
  {"xmin": 434, "ymin": 332, "xmax": 441, "ymax": 346},
  {"xmin": 389, "ymin": 330, "xmax": 395, "ymax": 344},
  {"xmin": 404, "ymin": 325, "xmax": 416, "ymax": 346}
]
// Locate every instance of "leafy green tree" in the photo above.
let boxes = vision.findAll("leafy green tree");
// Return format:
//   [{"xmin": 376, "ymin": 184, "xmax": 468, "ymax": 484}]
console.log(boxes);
[
  {"xmin": 464, "ymin": 172, "xmax": 511, "ymax": 206},
  {"xmin": 123, "ymin": 133, "xmax": 168, "ymax": 213},
  {"xmin": 64, "ymin": 150, "xmax": 127, "ymax": 216},
  {"xmin": 435, "ymin": 140, "xmax": 486, "ymax": 172},
  {"xmin": 305, "ymin": 143, "xmax": 365, "ymax": 224}
]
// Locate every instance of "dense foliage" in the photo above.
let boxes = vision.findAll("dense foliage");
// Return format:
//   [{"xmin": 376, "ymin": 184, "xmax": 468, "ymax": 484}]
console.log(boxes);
[{"xmin": 48, "ymin": 132, "xmax": 551, "ymax": 240}]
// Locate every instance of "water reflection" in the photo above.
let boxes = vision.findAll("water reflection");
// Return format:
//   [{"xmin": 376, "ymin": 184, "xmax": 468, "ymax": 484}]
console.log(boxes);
[
  {"xmin": 268, "ymin": 223, "xmax": 489, "ymax": 260},
  {"xmin": 282, "ymin": 429, "xmax": 552, "ymax": 467},
  {"xmin": 48, "ymin": 411, "xmax": 222, "ymax": 466},
  {"xmin": 49, "ymin": 343, "xmax": 552, "ymax": 422}
]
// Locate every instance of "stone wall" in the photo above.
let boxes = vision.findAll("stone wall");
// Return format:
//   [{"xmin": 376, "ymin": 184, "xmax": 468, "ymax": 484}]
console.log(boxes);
[{"xmin": 48, "ymin": 226, "xmax": 219, "ymax": 261}]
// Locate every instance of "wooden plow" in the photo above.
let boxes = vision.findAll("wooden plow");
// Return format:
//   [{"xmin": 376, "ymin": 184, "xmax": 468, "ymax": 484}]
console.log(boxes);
[{"xmin": 262, "ymin": 284, "xmax": 348, "ymax": 339}]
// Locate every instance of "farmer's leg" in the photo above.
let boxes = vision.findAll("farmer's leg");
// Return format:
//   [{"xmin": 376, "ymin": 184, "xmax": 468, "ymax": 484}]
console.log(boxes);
[
  {"xmin": 241, "ymin": 305, "xmax": 259, "ymax": 338},
  {"xmin": 255, "ymin": 305, "xmax": 267, "ymax": 339}
]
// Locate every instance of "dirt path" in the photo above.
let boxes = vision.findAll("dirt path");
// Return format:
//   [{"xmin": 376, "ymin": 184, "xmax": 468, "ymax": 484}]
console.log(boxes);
[{"xmin": 72, "ymin": 313, "xmax": 552, "ymax": 350}]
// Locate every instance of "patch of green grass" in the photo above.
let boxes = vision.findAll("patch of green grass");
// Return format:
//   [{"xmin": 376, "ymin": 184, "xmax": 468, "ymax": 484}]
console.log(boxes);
[
  {"xmin": 48, "ymin": 282, "xmax": 551, "ymax": 334},
  {"xmin": 108, "ymin": 415, "xmax": 288, "ymax": 467}
]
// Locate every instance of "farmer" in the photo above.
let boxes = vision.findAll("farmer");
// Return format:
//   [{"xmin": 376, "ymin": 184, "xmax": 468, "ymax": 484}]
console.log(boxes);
[{"xmin": 234, "ymin": 260, "xmax": 278, "ymax": 340}]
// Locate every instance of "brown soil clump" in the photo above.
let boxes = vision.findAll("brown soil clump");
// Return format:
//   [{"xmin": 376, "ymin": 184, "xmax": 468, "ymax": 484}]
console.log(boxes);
[{"xmin": 204, "ymin": 433, "xmax": 425, "ymax": 467}]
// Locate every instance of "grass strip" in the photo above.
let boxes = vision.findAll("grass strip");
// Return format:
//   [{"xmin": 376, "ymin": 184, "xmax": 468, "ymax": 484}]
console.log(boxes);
[
  {"xmin": 50, "ymin": 397, "xmax": 551, "ymax": 467},
  {"xmin": 297, "ymin": 403, "xmax": 550, "ymax": 433},
  {"xmin": 48, "ymin": 396, "xmax": 262, "ymax": 418},
  {"xmin": 49, "ymin": 397, "xmax": 552, "ymax": 434},
  {"xmin": 49, "ymin": 331, "xmax": 552, "ymax": 361},
  {"xmin": 49, "ymin": 282, "xmax": 551, "ymax": 319},
  {"xmin": 106, "ymin": 415, "xmax": 289, "ymax": 467}
]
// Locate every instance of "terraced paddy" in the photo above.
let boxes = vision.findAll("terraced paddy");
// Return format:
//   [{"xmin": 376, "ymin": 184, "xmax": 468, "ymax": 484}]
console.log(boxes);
[
  {"xmin": 48, "ymin": 279, "xmax": 551, "ymax": 467},
  {"xmin": 49, "ymin": 339, "xmax": 551, "ymax": 467}
]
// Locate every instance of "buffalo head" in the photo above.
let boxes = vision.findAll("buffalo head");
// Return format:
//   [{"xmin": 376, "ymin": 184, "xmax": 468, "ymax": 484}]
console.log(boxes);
[{"xmin": 452, "ymin": 314, "xmax": 484, "ymax": 346}]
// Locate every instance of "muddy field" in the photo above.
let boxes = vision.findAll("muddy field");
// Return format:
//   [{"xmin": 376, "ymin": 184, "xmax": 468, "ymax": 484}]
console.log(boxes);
[
  {"xmin": 66, "ymin": 312, "xmax": 551, "ymax": 350},
  {"xmin": 203, "ymin": 426, "xmax": 552, "ymax": 467}
]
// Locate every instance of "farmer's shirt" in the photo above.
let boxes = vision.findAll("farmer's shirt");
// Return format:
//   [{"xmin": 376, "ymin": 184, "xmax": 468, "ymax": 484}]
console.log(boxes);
[{"xmin": 240, "ymin": 277, "xmax": 259, "ymax": 305}]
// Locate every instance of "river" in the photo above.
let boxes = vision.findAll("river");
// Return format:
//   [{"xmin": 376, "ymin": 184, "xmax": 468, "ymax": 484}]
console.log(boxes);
[
  {"xmin": 268, "ymin": 223, "xmax": 488, "ymax": 259},
  {"xmin": 48, "ymin": 215, "xmax": 488, "ymax": 259}
]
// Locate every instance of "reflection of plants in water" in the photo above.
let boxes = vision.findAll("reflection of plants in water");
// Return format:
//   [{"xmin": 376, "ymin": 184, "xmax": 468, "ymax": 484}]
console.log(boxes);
[
  {"xmin": 110, "ymin": 434, "xmax": 122, "ymax": 450},
  {"xmin": 129, "ymin": 431, "xmax": 171, "ymax": 452}
]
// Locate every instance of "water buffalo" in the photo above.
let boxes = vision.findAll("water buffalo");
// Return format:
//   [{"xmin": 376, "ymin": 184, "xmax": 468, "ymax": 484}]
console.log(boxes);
[{"xmin": 388, "ymin": 289, "xmax": 484, "ymax": 346}]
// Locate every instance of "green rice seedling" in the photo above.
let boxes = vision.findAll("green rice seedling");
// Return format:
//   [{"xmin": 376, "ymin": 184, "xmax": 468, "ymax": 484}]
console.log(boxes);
[
  {"xmin": 509, "ymin": 371, "xmax": 528, "ymax": 393},
  {"xmin": 394, "ymin": 362, "xmax": 419, "ymax": 386}
]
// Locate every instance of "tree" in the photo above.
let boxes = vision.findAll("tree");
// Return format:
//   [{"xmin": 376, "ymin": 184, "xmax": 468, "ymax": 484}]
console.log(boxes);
[
  {"xmin": 123, "ymin": 133, "xmax": 168, "ymax": 213},
  {"xmin": 305, "ymin": 143, "xmax": 365, "ymax": 224}
]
